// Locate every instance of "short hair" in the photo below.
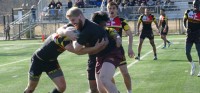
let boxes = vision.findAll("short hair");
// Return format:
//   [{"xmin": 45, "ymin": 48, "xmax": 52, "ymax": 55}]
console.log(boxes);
[
  {"xmin": 66, "ymin": 7, "xmax": 83, "ymax": 17},
  {"xmin": 107, "ymin": 1, "xmax": 118, "ymax": 9},
  {"xmin": 91, "ymin": 11, "xmax": 109, "ymax": 24}
]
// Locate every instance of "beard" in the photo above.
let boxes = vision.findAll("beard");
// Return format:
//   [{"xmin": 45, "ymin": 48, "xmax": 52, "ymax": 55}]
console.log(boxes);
[{"xmin": 74, "ymin": 19, "xmax": 83, "ymax": 30}]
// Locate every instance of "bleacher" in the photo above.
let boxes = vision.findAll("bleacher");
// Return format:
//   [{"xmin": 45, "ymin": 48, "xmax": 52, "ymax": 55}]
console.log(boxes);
[{"xmin": 10, "ymin": 0, "xmax": 192, "ymax": 39}]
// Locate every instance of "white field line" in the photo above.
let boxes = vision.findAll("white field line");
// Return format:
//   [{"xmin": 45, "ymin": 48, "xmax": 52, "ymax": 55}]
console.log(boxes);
[
  {"xmin": 0, "ymin": 43, "xmax": 42, "ymax": 46},
  {"xmin": 0, "ymin": 58, "xmax": 30, "ymax": 67}
]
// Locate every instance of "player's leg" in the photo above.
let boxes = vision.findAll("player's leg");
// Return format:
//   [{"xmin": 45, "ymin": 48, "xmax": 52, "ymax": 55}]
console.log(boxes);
[
  {"xmin": 24, "ymin": 55, "xmax": 43, "ymax": 93},
  {"xmin": 119, "ymin": 64, "xmax": 132, "ymax": 93},
  {"xmin": 87, "ymin": 56, "xmax": 99, "ymax": 93},
  {"xmin": 99, "ymin": 62, "xmax": 118, "ymax": 93},
  {"xmin": 46, "ymin": 60, "xmax": 66, "ymax": 93},
  {"xmin": 195, "ymin": 43, "xmax": 200, "ymax": 76},
  {"xmin": 135, "ymin": 36, "xmax": 145, "ymax": 60},
  {"xmin": 186, "ymin": 42, "xmax": 195, "ymax": 75},
  {"xmin": 51, "ymin": 76, "xmax": 66, "ymax": 93},
  {"xmin": 149, "ymin": 35, "xmax": 157, "ymax": 60},
  {"xmin": 96, "ymin": 73, "xmax": 107, "ymax": 93},
  {"xmin": 161, "ymin": 34, "xmax": 167, "ymax": 48}
]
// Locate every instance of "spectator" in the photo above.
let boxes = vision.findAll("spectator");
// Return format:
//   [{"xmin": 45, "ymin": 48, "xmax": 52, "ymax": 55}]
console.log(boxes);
[
  {"xmin": 67, "ymin": 0, "xmax": 73, "ymax": 8},
  {"xmin": 164, "ymin": 0, "xmax": 171, "ymax": 5},
  {"xmin": 138, "ymin": 3, "xmax": 146, "ymax": 14},
  {"xmin": 147, "ymin": 0, "xmax": 155, "ymax": 6},
  {"xmin": 49, "ymin": 5, "xmax": 56, "ymax": 16},
  {"xmin": 127, "ymin": 0, "xmax": 135, "ymax": 6},
  {"xmin": 5, "ymin": 24, "xmax": 10, "ymax": 40},
  {"xmin": 48, "ymin": 0, "xmax": 56, "ymax": 9},
  {"xmin": 77, "ymin": 0, "xmax": 85, "ymax": 8},
  {"xmin": 56, "ymin": 0, "xmax": 63, "ymax": 7},
  {"xmin": 31, "ymin": 5, "xmax": 36, "ymax": 22}
]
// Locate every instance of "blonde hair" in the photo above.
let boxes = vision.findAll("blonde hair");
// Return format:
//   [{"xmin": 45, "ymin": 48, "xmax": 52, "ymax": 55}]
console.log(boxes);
[{"xmin": 66, "ymin": 7, "xmax": 83, "ymax": 18}]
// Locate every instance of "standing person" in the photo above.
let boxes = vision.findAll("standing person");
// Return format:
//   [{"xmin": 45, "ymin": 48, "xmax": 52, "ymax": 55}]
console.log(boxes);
[
  {"xmin": 87, "ymin": 11, "xmax": 122, "ymax": 93},
  {"xmin": 48, "ymin": 0, "xmax": 56, "ymax": 9},
  {"xmin": 24, "ymin": 25, "xmax": 104, "ymax": 93},
  {"xmin": 106, "ymin": 2, "xmax": 134, "ymax": 93},
  {"xmin": 5, "ymin": 24, "xmax": 10, "ymax": 40},
  {"xmin": 135, "ymin": 8, "xmax": 160, "ymax": 60},
  {"xmin": 158, "ymin": 9, "xmax": 172, "ymax": 49},
  {"xmin": 66, "ymin": 7, "xmax": 123, "ymax": 93},
  {"xmin": 31, "ymin": 5, "xmax": 36, "ymax": 22},
  {"xmin": 183, "ymin": 0, "xmax": 200, "ymax": 76}
]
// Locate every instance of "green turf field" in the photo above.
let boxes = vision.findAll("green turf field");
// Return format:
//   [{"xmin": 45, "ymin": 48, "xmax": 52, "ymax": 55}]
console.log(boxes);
[{"xmin": 0, "ymin": 35, "xmax": 200, "ymax": 93}]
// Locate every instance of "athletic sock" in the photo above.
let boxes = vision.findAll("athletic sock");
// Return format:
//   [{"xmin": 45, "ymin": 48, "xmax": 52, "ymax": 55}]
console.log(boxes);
[
  {"xmin": 138, "ymin": 53, "xmax": 140, "ymax": 57},
  {"xmin": 127, "ymin": 90, "xmax": 132, "ymax": 93},
  {"xmin": 154, "ymin": 53, "xmax": 157, "ymax": 57},
  {"xmin": 51, "ymin": 88, "xmax": 61, "ymax": 93}
]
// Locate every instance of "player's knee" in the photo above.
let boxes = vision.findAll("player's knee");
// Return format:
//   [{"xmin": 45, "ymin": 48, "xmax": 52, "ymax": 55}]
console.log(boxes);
[
  {"xmin": 90, "ymin": 88, "xmax": 99, "ymax": 93},
  {"xmin": 150, "ymin": 42, "xmax": 155, "ymax": 46},
  {"xmin": 24, "ymin": 89, "xmax": 35, "ymax": 93},
  {"xmin": 57, "ymin": 83, "xmax": 66, "ymax": 92},
  {"xmin": 185, "ymin": 50, "xmax": 190, "ymax": 56}
]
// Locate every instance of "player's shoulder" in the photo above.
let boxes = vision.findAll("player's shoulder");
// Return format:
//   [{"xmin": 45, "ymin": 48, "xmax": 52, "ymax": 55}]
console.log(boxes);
[{"xmin": 185, "ymin": 9, "xmax": 193, "ymax": 13}]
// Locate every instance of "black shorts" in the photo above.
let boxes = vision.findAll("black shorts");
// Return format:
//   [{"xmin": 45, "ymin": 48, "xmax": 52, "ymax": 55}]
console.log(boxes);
[
  {"xmin": 140, "ymin": 33, "xmax": 154, "ymax": 40},
  {"xmin": 161, "ymin": 27, "xmax": 168, "ymax": 35},
  {"xmin": 186, "ymin": 32, "xmax": 200, "ymax": 44},
  {"xmin": 119, "ymin": 46, "xmax": 127, "ymax": 66},
  {"xmin": 29, "ymin": 54, "xmax": 63, "ymax": 81},
  {"xmin": 87, "ymin": 55, "xmax": 97, "ymax": 80}
]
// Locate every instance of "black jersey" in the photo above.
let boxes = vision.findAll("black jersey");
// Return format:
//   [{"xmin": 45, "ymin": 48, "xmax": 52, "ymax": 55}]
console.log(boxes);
[
  {"xmin": 77, "ymin": 19, "xmax": 116, "ymax": 56},
  {"xmin": 35, "ymin": 33, "xmax": 71, "ymax": 61},
  {"xmin": 184, "ymin": 9, "xmax": 200, "ymax": 31},
  {"xmin": 138, "ymin": 14, "xmax": 156, "ymax": 32}
]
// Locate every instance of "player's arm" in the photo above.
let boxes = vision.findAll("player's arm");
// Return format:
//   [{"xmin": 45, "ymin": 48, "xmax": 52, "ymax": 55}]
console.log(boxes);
[
  {"xmin": 107, "ymin": 28, "xmax": 122, "ymax": 47},
  {"xmin": 183, "ymin": 10, "xmax": 189, "ymax": 31},
  {"xmin": 72, "ymin": 38, "xmax": 108, "ymax": 55},
  {"xmin": 153, "ymin": 16, "xmax": 160, "ymax": 35},
  {"xmin": 137, "ymin": 16, "xmax": 142, "ymax": 35},
  {"xmin": 158, "ymin": 16, "xmax": 161, "ymax": 28},
  {"xmin": 122, "ymin": 19, "xmax": 135, "ymax": 58}
]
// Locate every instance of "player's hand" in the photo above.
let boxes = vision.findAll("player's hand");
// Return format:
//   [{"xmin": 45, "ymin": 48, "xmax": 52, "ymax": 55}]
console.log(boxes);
[
  {"xmin": 116, "ymin": 36, "xmax": 122, "ymax": 47},
  {"xmin": 128, "ymin": 48, "xmax": 135, "ymax": 58},
  {"xmin": 157, "ymin": 30, "xmax": 161, "ymax": 36},
  {"xmin": 94, "ymin": 38, "xmax": 108, "ymax": 49},
  {"xmin": 163, "ymin": 29, "xmax": 166, "ymax": 33}
]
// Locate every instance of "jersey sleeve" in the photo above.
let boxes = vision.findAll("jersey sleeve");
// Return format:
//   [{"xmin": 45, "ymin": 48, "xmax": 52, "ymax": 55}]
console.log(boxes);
[
  {"xmin": 152, "ymin": 15, "xmax": 156, "ymax": 22},
  {"xmin": 184, "ymin": 10, "xmax": 189, "ymax": 19},
  {"xmin": 106, "ymin": 27, "xmax": 118, "ymax": 37},
  {"xmin": 76, "ymin": 32, "xmax": 88, "ymax": 46},
  {"xmin": 120, "ymin": 18, "xmax": 130, "ymax": 31}
]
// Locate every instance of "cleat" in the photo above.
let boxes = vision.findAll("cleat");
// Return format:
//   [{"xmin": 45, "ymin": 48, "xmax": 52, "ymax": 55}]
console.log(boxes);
[
  {"xmin": 190, "ymin": 63, "xmax": 195, "ymax": 75},
  {"xmin": 162, "ymin": 46, "xmax": 166, "ymax": 49},
  {"xmin": 197, "ymin": 72, "xmax": 200, "ymax": 77},
  {"xmin": 168, "ymin": 42, "xmax": 172, "ymax": 48},
  {"xmin": 153, "ymin": 57, "xmax": 157, "ymax": 60},
  {"xmin": 135, "ymin": 56, "xmax": 140, "ymax": 60}
]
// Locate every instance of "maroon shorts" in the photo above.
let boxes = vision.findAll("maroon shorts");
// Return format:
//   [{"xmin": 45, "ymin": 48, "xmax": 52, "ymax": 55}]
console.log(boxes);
[{"xmin": 96, "ymin": 48, "xmax": 123, "ymax": 74}]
